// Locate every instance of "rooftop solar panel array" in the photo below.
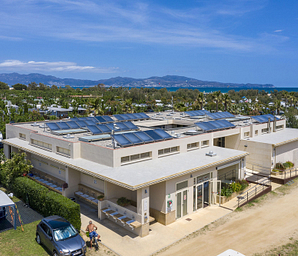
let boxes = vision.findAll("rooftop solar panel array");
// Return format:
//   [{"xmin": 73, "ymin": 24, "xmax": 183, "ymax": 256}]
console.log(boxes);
[
  {"xmin": 113, "ymin": 112, "xmax": 150, "ymax": 121},
  {"xmin": 86, "ymin": 121, "xmax": 139, "ymax": 135},
  {"xmin": 195, "ymin": 120, "xmax": 235, "ymax": 132},
  {"xmin": 185, "ymin": 110, "xmax": 210, "ymax": 117},
  {"xmin": 114, "ymin": 129, "xmax": 173, "ymax": 147},
  {"xmin": 252, "ymin": 114, "xmax": 279, "ymax": 123},
  {"xmin": 206, "ymin": 112, "xmax": 234, "ymax": 120}
]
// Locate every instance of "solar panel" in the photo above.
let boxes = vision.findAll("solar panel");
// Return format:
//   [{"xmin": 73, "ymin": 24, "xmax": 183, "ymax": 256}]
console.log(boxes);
[
  {"xmin": 252, "ymin": 115, "xmax": 275, "ymax": 123},
  {"xmin": 114, "ymin": 134, "xmax": 133, "ymax": 147},
  {"xmin": 114, "ymin": 114, "xmax": 125, "ymax": 121},
  {"xmin": 219, "ymin": 119, "xmax": 235, "ymax": 128},
  {"xmin": 84, "ymin": 120, "xmax": 96, "ymax": 126},
  {"xmin": 75, "ymin": 120, "xmax": 88, "ymax": 128},
  {"xmin": 97, "ymin": 124, "xmax": 111, "ymax": 133},
  {"xmin": 122, "ymin": 121, "xmax": 139, "ymax": 130},
  {"xmin": 120, "ymin": 114, "xmax": 131, "ymax": 120},
  {"xmin": 67, "ymin": 121, "xmax": 80, "ymax": 129},
  {"xmin": 78, "ymin": 117, "xmax": 88, "ymax": 121},
  {"xmin": 133, "ymin": 113, "xmax": 143, "ymax": 119},
  {"xmin": 70, "ymin": 117, "xmax": 79, "ymax": 121},
  {"xmin": 134, "ymin": 131, "xmax": 155, "ymax": 143},
  {"xmin": 195, "ymin": 122, "xmax": 214, "ymax": 131},
  {"xmin": 86, "ymin": 125, "xmax": 103, "ymax": 135},
  {"xmin": 208, "ymin": 121, "xmax": 223, "ymax": 129},
  {"xmin": 185, "ymin": 111, "xmax": 195, "ymax": 117},
  {"xmin": 123, "ymin": 133, "xmax": 144, "ymax": 145},
  {"xmin": 115, "ymin": 122, "xmax": 130, "ymax": 131},
  {"xmin": 57, "ymin": 122, "xmax": 71, "ymax": 130},
  {"xmin": 46, "ymin": 122, "xmax": 61, "ymax": 131},
  {"xmin": 153, "ymin": 129, "xmax": 173, "ymax": 140},
  {"xmin": 94, "ymin": 116, "xmax": 106, "ymax": 123},
  {"xmin": 139, "ymin": 113, "xmax": 150, "ymax": 119},
  {"xmin": 144, "ymin": 130, "xmax": 163, "ymax": 141},
  {"xmin": 102, "ymin": 115, "xmax": 114, "ymax": 123},
  {"xmin": 126, "ymin": 113, "xmax": 138, "ymax": 120}
]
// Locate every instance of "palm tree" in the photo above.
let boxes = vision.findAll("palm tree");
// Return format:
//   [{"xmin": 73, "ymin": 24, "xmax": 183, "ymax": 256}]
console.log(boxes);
[
  {"xmin": 197, "ymin": 92, "xmax": 205, "ymax": 110},
  {"xmin": 222, "ymin": 94, "xmax": 231, "ymax": 111},
  {"xmin": 211, "ymin": 91, "xmax": 222, "ymax": 112},
  {"xmin": 274, "ymin": 100, "xmax": 281, "ymax": 115}
]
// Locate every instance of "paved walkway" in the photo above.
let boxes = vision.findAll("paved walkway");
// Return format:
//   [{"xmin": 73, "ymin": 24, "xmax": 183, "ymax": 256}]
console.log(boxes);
[
  {"xmin": 79, "ymin": 181, "xmax": 282, "ymax": 256},
  {"xmin": 81, "ymin": 205, "xmax": 232, "ymax": 256}
]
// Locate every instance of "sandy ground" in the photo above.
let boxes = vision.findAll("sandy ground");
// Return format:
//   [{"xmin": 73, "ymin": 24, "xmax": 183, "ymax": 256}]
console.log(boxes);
[{"xmin": 157, "ymin": 180, "xmax": 298, "ymax": 256}]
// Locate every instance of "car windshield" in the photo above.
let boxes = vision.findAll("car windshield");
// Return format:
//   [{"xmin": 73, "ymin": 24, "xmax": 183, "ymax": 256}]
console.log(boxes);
[{"xmin": 53, "ymin": 224, "xmax": 77, "ymax": 241}]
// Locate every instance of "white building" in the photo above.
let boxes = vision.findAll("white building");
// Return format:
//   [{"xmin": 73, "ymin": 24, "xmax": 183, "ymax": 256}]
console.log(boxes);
[{"xmin": 3, "ymin": 111, "xmax": 296, "ymax": 237}]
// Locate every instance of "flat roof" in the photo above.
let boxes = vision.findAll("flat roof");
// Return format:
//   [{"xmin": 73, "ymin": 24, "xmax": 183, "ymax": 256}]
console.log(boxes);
[
  {"xmin": 247, "ymin": 128, "xmax": 298, "ymax": 146},
  {"xmin": 4, "ymin": 138, "xmax": 248, "ymax": 190}
]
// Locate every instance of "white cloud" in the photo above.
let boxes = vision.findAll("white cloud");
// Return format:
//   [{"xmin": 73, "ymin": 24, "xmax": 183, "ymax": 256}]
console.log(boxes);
[
  {"xmin": 274, "ymin": 30, "xmax": 283, "ymax": 33},
  {"xmin": 0, "ymin": 0, "xmax": 279, "ymax": 53},
  {"xmin": 0, "ymin": 60, "xmax": 118, "ymax": 73}
]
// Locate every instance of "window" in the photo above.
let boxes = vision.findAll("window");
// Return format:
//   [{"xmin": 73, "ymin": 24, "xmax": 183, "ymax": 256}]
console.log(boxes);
[
  {"xmin": 187, "ymin": 142, "xmax": 199, "ymax": 150},
  {"xmin": 276, "ymin": 125, "xmax": 284, "ymax": 130},
  {"xmin": 121, "ymin": 152, "xmax": 151, "ymax": 164},
  {"xmin": 244, "ymin": 132, "xmax": 250, "ymax": 138},
  {"xmin": 176, "ymin": 180, "xmax": 188, "ymax": 191},
  {"xmin": 19, "ymin": 133, "xmax": 26, "ymax": 140},
  {"xmin": 196, "ymin": 173, "xmax": 210, "ymax": 184},
  {"xmin": 255, "ymin": 130, "xmax": 258, "ymax": 136},
  {"xmin": 57, "ymin": 146, "xmax": 70, "ymax": 156},
  {"xmin": 202, "ymin": 140, "xmax": 209, "ymax": 147},
  {"xmin": 158, "ymin": 146, "xmax": 179, "ymax": 156},
  {"xmin": 31, "ymin": 139, "xmax": 52, "ymax": 150},
  {"xmin": 262, "ymin": 128, "xmax": 269, "ymax": 134}
]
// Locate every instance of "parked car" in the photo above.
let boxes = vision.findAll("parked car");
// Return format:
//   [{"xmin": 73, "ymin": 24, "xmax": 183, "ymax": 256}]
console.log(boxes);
[{"xmin": 36, "ymin": 215, "xmax": 86, "ymax": 256}]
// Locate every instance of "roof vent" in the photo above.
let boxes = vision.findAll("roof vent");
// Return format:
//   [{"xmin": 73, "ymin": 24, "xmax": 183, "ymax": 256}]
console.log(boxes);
[
  {"xmin": 206, "ymin": 151, "xmax": 217, "ymax": 157},
  {"xmin": 31, "ymin": 122, "xmax": 39, "ymax": 127},
  {"xmin": 63, "ymin": 134, "xmax": 74, "ymax": 139}
]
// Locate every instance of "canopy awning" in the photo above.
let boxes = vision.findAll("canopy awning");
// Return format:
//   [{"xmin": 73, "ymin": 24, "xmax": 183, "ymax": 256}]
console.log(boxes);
[{"xmin": 0, "ymin": 190, "xmax": 17, "ymax": 230}]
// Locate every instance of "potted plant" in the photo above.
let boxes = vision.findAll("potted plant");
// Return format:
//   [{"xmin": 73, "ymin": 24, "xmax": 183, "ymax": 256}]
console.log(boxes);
[
  {"xmin": 97, "ymin": 195, "xmax": 104, "ymax": 201},
  {"xmin": 117, "ymin": 197, "xmax": 130, "ymax": 207}
]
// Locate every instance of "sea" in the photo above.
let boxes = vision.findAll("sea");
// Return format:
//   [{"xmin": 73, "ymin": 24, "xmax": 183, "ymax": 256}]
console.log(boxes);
[{"xmin": 74, "ymin": 86, "xmax": 298, "ymax": 93}]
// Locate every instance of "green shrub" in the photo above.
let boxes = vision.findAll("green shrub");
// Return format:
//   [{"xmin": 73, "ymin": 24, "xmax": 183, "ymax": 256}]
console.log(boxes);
[
  {"xmin": 272, "ymin": 168, "xmax": 280, "ymax": 172},
  {"xmin": 239, "ymin": 180, "xmax": 249, "ymax": 191},
  {"xmin": 221, "ymin": 187, "xmax": 233, "ymax": 197},
  {"xmin": 13, "ymin": 177, "xmax": 81, "ymax": 230},
  {"xmin": 283, "ymin": 162, "xmax": 290, "ymax": 169},
  {"xmin": 117, "ymin": 197, "xmax": 130, "ymax": 206},
  {"xmin": 275, "ymin": 162, "xmax": 285, "ymax": 170},
  {"xmin": 230, "ymin": 182, "xmax": 242, "ymax": 192},
  {"xmin": 286, "ymin": 161, "xmax": 294, "ymax": 168}
]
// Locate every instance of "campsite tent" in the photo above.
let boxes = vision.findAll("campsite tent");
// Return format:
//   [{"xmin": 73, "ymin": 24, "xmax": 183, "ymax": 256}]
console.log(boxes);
[{"xmin": 0, "ymin": 190, "xmax": 16, "ymax": 229}]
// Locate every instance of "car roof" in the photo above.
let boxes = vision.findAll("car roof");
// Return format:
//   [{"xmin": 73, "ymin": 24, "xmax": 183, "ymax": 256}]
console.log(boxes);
[{"xmin": 43, "ymin": 215, "xmax": 70, "ymax": 229}]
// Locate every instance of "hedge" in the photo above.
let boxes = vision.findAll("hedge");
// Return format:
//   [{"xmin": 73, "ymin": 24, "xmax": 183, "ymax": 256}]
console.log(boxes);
[{"xmin": 13, "ymin": 177, "xmax": 81, "ymax": 230}]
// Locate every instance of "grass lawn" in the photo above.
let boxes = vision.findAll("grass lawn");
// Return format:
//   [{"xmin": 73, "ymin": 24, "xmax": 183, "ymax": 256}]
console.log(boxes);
[{"xmin": 0, "ymin": 220, "xmax": 49, "ymax": 256}]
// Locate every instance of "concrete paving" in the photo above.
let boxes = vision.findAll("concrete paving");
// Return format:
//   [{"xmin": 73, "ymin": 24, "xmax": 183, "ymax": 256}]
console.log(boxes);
[
  {"xmin": 80, "ymin": 205, "xmax": 231, "ymax": 256},
  {"xmin": 79, "ymin": 181, "xmax": 283, "ymax": 256}
]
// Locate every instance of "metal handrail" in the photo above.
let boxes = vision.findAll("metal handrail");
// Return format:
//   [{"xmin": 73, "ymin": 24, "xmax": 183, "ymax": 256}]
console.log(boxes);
[{"xmin": 237, "ymin": 177, "xmax": 271, "ymax": 208}]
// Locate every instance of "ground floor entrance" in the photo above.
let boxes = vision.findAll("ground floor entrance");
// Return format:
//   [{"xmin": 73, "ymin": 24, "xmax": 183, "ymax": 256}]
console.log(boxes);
[
  {"xmin": 176, "ymin": 189, "xmax": 188, "ymax": 219},
  {"xmin": 193, "ymin": 181, "xmax": 210, "ymax": 212}
]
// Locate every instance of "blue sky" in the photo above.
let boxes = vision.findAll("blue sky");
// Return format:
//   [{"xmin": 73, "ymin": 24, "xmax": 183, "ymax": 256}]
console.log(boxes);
[{"xmin": 0, "ymin": 0, "xmax": 298, "ymax": 87}]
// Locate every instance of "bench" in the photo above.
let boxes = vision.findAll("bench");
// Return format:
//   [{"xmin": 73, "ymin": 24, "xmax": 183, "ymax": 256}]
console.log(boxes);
[
  {"xmin": 74, "ymin": 184, "xmax": 104, "ymax": 207},
  {"xmin": 101, "ymin": 207, "xmax": 142, "ymax": 230},
  {"xmin": 29, "ymin": 172, "xmax": 63, "ymax": 194}
]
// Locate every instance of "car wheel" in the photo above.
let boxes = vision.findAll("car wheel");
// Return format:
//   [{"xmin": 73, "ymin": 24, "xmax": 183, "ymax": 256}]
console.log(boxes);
[
  {"xmin": 36, "ymin": 234, "xmax": 41, "ymax": 245},
  {"xmin": 52, "ymin": 251, "xmax": 58, "ymax": 256}
]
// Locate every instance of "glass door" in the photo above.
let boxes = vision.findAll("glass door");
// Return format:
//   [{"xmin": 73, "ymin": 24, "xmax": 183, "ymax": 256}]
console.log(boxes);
[
  {"xmin": 196, "ymin": 184, "xmax": 203, "ymax": 210},
  {"xmin": 176, "ymin": 189, "xmax": 188, "ymax": 219},
  {"xmin": 203, "ymin": 181, "xmax": 209, "ymax": 208}
]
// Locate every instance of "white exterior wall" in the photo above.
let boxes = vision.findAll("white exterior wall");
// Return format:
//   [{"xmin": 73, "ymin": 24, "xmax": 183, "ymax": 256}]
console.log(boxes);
[
  {"xmin": 30, "ymin": 156, "xmax": 66, "ymax": 181},
  {"xmin": 275, "ymin": 141, "xmax": 298, "ymax": 167},
  {"xmin": 80, "ymin": 173, "xmax": 105, "ymax": 192}
]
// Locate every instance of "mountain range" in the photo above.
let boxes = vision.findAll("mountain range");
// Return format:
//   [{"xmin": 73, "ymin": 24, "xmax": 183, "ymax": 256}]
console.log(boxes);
[{"xmin": 0, "ymin": 73, "xmax": 274, "ymax": 88}]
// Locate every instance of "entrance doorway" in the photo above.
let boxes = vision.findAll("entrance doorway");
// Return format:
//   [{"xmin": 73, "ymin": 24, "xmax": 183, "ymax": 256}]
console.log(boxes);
[
  {"xmin": 176, "ymin": 189, "xmax": 188, "ymax": 219},
  {"xmin": 193, "ymin": 181, "xmax": 210, "ymax": 211}
]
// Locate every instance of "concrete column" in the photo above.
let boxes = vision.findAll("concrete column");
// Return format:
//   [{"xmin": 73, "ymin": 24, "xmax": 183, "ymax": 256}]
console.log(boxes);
[
  {"xmin": 63, "ymin": 167, "xmax": 80, "ymax": 198},
  {"xmin": 137, "ymin": 187, "xmax": 150, "ymax": 237}
]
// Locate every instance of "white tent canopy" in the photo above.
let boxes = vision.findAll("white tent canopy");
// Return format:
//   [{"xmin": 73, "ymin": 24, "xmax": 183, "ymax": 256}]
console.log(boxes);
[{"xmin": 0, "ymin": 190, "xmax": 16, "ymax": 229}]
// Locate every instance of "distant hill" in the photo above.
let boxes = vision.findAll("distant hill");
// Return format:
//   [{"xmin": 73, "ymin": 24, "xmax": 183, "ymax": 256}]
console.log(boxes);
[{"xmin": 0, "ymin": 73, "xmax": 274, "ymax": 88}]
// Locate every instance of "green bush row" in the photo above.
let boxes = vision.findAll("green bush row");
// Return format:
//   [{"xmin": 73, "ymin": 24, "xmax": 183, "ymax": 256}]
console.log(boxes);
[
  {"xmin": 221, "ymin": 179, "xmax": 249, "ymax": 197},
  {"xmin": 275, "ymin": 161, "xmax": 295, "ymax": 171},
  {"xmin": 13, "ymin": 177, "xmax": 81, "ymax": 230}
]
